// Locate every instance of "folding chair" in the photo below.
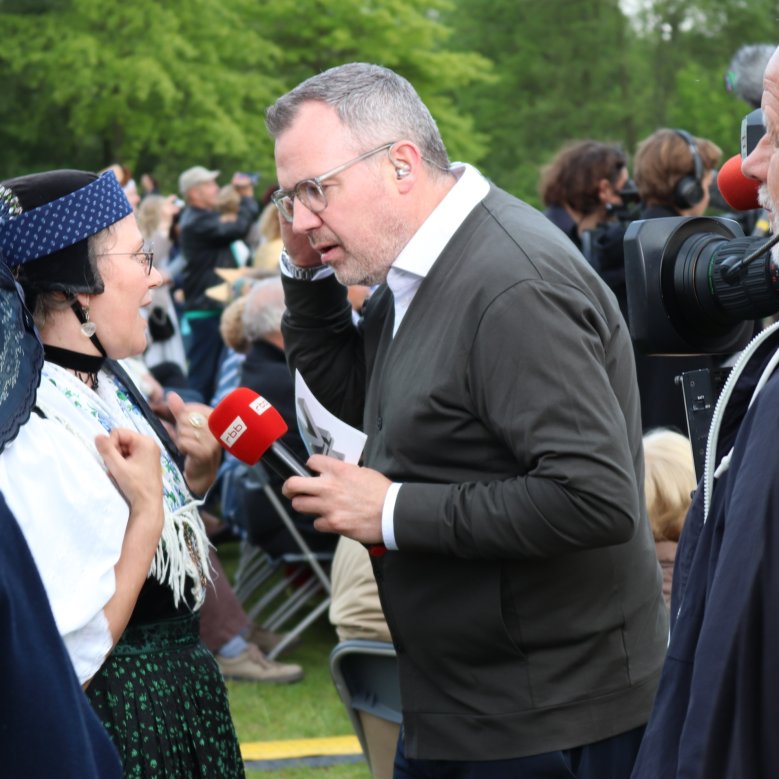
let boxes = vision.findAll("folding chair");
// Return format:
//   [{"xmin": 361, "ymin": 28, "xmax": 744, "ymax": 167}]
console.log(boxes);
[
  {"xmin": 231, "ymin": 462, "xmax": 333, "ymax": 659},
  {"xmin": 329, "ymin": 639, "xmax": 401, "ymax": 773}
]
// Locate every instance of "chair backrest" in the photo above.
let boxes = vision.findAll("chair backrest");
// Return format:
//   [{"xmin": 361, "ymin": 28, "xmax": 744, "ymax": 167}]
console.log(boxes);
[
  {"xmin": 329, "ymin": 639, "xmax": 401, "ymax": 768},
  {"xmin": 233, "ymin": 462, "xmax": 333, "ymax": 659}
]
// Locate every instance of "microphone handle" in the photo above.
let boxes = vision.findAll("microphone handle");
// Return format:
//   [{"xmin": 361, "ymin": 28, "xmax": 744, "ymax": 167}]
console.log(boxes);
[{"xmin": 263, "ymin": 440, "xmax": 313, "ymax": 480}]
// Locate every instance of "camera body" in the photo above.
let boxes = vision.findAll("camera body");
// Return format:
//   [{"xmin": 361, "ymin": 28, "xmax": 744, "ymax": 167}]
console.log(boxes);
[{"xmin": 624, "ymin": 216, "xmax": 779, "ymax": 355}]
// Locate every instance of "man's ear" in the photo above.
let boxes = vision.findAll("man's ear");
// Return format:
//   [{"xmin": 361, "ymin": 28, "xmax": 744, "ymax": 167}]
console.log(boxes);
[{"xmin": 388, "ymin": 141, "xmax": 421, "ymax": 183}]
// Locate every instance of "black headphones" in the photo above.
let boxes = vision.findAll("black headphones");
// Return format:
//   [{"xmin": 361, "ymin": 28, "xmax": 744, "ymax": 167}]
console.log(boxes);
[{"xmin": 672, "ymin": 128, "xmax": 704, "ymax": 210}]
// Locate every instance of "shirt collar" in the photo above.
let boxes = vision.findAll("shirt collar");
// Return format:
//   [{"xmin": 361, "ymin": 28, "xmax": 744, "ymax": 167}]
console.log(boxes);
[{"xmin": 390, "ymin": 162, "xmax": 490, "ymax": 281}]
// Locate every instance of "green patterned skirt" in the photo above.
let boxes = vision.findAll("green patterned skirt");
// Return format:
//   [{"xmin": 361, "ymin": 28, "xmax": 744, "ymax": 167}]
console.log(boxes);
[{"xmin": 86, "ymin": 613, "xmax": 245, "ymax": 778}]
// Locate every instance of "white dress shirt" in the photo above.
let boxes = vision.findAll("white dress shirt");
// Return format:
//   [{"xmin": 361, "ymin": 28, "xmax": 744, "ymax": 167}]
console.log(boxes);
[{"xmin": 381, "ymin": 163, "xmax": 489, "ymax": 548}]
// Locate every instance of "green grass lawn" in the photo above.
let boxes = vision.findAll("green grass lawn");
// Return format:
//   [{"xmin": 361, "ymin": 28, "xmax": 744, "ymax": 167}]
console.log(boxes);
[{"xmin": 217, "ymin": 540, "xmax": 371, "ymax": 778}]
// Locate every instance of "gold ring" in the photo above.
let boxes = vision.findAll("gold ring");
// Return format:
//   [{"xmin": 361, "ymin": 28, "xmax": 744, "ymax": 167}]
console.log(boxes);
[{"xmin": 188, "ymin": 412, "xmax": 206, "ymax": 429}]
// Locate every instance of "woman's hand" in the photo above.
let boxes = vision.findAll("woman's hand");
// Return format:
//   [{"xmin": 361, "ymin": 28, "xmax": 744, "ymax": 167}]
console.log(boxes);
[
  {"xmin": 95, "ymin": 427, "xmax": 164, "ymax": 514},
  {"xmin": 95, "ymin": 427, "xmax": 165, "ymax": 646},
  {"xmin": 167, "ymin": 392, "xmax": 221, "ymax": 497}
]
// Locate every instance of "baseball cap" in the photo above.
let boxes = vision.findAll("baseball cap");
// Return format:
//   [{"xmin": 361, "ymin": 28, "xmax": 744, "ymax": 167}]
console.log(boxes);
[{"xmin": 178, "ymin": 166, "xmax": 220, "ymax": 197}]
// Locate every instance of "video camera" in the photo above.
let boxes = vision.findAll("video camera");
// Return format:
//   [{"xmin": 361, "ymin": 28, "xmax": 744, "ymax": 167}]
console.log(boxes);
[
  {"xmin": 622, "ymin": 108, "xmax": 777, "ymax": 472},
  {"xmin": 624, "ymin": 216, "xmax": 779, "ymax": 355},
  {"xmin": 624, "ymin": 108, "xmax": 775, "ymax": 356},
  {"xmin": 606, "ymin": 178, "xmax": 643, "ymax": 223},
  {"xmin": 580, "ymin": 180, "xmax": 643, "ymax": 270}
]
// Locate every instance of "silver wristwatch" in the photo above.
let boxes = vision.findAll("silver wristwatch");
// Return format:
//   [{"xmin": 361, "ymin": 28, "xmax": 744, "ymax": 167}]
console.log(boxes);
[{"xmin": 279, "ymin": 248, "xmax": 325, "ymax": 281}]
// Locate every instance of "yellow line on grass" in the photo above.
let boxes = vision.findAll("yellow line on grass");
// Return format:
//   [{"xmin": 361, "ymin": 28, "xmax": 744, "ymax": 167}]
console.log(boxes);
[{"xmin": 240, "ymin": 735, "xmax": 362, "ymax": 761}]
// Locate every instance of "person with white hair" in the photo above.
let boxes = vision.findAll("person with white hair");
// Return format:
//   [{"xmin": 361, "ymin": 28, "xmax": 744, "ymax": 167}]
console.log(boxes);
[
  {"xmin": 633, "ymin": 45, "xmax": 779, "ymax": 779},
  {"xmin": 232, "ymin": 276, "xmax": 337, "ymax": 558}
]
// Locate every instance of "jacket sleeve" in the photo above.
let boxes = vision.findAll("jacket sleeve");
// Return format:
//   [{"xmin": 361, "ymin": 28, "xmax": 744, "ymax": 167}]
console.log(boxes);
[
  {"xmin": 394, "ymin": 278, "xmax": 642, "ymax": 559},
  {"xmin": 185, "ymin": 198, "xmax": 260, "ymax": 250},
  {"xmin": 281, "ymin": 273, "xmax": 369, "ymax": 429}
]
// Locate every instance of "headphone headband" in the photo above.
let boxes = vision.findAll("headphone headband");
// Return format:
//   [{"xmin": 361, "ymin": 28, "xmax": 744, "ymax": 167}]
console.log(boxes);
[
  {"xmin": 673, "ymin": 128, "xmax": 703, "ymax": 183},
  {"xmin": 672, "ymin": 128, "xmax": 704, "ymax": 209}
]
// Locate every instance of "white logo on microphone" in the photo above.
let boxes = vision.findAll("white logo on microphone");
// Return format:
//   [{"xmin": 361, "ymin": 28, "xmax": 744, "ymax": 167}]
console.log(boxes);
[
  {"xmin": 220, "ymin": 415, "xmax": 247, "ymax": 448},
  {"xmin": 249, "ymin": 396, "xmax": 272, "ymax": 416}
]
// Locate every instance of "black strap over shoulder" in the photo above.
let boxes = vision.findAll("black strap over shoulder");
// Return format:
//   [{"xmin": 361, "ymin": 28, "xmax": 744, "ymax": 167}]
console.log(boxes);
[{"xmin": 106, "ymin": 360, "xmax": 186, "ymax": 474}]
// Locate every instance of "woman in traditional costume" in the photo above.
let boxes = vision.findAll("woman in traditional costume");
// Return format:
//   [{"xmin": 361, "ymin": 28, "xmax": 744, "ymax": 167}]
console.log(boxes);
[{"xmin": 0, "ymin": 169, "xmax": 244, "ymax": 778}]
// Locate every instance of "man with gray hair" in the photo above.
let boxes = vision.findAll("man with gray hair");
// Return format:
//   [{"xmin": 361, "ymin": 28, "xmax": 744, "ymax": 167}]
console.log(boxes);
[{"xmin": 269, "ymin": 62, "xmax": 667, "ymax": 778}]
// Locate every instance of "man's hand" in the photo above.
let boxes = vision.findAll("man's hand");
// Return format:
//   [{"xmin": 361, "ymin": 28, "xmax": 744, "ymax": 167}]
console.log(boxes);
[
  {"xmin": 231, "ymin": 172, "xmax": 254, "ymax": 197},
  {"xmin": 279, "ymin": 213, "xmax": 324, "ymax": 268},
  {"xmin": 282, "ymin": 455, "xmax": 391, "ymax": 545}
]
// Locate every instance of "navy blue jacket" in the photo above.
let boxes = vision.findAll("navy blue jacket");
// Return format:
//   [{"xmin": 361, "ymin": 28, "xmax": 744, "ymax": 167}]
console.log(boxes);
[
  {"xmin": 0, "ymin": 492, "xmax": 121, "ymax": 778},
  {"xmin": 632, "ymin": 326, "xmax": 779, "ymax": 778}
]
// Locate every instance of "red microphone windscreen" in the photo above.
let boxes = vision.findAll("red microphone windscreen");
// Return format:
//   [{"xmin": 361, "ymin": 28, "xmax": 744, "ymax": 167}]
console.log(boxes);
[
  {"xmin": 717, "ymin": 153, "xmax": 761, "ymax": 211},
  {"xmin": 207, "ymin": 387, "xmax": 289, "ymax": 464}
]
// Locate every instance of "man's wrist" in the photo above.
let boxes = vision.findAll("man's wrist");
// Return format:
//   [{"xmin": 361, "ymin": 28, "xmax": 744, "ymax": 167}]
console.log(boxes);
[{"xmin": 279, "ymin": 248, "xmax": 326, "ymax": 281}]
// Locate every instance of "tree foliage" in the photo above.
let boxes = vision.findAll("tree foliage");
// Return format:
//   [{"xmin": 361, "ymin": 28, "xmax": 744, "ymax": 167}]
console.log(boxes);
[
  {"xmin": 0, "ymin": 0, "xmax": 492, "ymax": 188},
  {"xmin": 0, "ymin": 0, "xmax": 776, "ymax": 200},
  {"xmin": 445, "ymin": 0, "xmax": 778, "ymax": 203},
  {"xmin": 0, "ymin": 0, "xmax": 286, "ymax": 185}
]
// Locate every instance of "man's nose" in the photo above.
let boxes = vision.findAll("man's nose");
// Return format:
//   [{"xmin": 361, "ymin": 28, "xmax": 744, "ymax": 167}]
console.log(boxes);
[
  {"xmin": 742, "ymin": 134, "xmax": 770, "ymax": 182},
  {"xmin": 292, "ymin": 200, "xmax": 323, "ymax": 233}
]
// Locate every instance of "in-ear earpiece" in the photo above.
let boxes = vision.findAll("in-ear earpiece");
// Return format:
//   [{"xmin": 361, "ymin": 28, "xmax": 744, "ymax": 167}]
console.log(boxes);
[{"xmin": 396, "ymin": 166, "xmax": 410, "ymax": 179}]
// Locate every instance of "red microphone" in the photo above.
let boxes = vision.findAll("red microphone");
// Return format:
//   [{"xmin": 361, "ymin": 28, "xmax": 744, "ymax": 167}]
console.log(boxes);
[
  {"xmin": 208, "ymin": 387, "xmax": 312, "ymax": 479},
  {"xmin": 210, "ymin": 387, "xmax": 388, "ymax": 556},
  {"xmin": 717, "ymin": 153, "xmax": 761, "ymax": 211}
]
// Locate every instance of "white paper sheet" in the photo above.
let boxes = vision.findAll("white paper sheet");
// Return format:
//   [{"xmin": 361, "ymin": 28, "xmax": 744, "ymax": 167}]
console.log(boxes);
[{"xmin": 294, "ymin": 370, "xmax": 367, "ymax": 465}]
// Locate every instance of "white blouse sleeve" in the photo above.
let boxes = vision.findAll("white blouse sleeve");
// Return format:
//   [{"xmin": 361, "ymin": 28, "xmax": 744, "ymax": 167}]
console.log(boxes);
[{"xmin": 0, "ymin": 412, "xmax": 128, "ymax": 682}]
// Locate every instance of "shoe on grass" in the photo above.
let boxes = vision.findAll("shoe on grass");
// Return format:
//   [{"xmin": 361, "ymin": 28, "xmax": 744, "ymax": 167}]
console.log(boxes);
[
  {"xmin": 247, "ymin": 624, "xmax": 301, "ymax": 655},
  {"xmin": 217, "ymin": 643, "xmax": 304, "ymax": 684}
]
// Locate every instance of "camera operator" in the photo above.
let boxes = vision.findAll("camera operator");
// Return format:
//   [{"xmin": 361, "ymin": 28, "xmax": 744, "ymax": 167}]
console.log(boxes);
[
  {"xmin": 629, "ymin": 129, "xmax": 724, "ymax": 433},
  {"xmin": 633, "ymin": 128, "xmax": 721, "ymax": 221},
  {"xmin": 631, "ymin": 46, "xmax": 779, "ymax": 779},
  {"xmin": 539, "ymin": 140, "xmax": 635, "ymax": 318}
]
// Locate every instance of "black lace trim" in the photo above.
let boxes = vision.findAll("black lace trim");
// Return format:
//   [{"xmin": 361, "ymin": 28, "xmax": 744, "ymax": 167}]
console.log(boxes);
[{"xmin": 43, "ymin": 344, "xmax": 105, "ymax": 389}]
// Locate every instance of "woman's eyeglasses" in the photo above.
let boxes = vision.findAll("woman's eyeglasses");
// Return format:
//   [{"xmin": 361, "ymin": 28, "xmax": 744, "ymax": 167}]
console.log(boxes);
[{"xmin": 97, "ymin": 250, "xmax": 154, "ymax": 275}]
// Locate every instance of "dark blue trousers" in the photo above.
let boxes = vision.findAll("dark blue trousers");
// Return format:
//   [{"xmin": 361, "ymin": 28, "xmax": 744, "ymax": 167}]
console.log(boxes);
[
  {"xmin": 393, "ymin": 724, "xmax": 645, "ymax": 779},
  {"xmin": 182, "ymin": 313, "xmax": 223, "ymax": 404}
]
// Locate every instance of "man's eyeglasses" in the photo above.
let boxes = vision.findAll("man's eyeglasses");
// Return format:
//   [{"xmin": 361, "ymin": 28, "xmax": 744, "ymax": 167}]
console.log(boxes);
[
  {"xmin": 97, "ymin": 250, "xmax": 154, "ymax": 276},
  {"xmin": 271, "ymin": 142, "xmax": 396, "ymax": 223}
]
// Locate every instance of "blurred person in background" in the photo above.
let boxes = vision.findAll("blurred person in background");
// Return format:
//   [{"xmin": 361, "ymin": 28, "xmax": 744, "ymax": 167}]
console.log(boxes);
[
  {"xmin": 539, "ymin": 139, "xmax": 634, "ymax": 318},
  {"xmin": 632, "ymin": 128, "xmax": 723, "ymax": 433},
  {"xmin": 136, "ymin": 193, "xmax": 188, "ymax": 385},
  {"xmin": 252, "ymin": 200, "xmax": 285, "ymax": 273},
  {"xmin": 177, "ymin": 165, "xmax": 258, "ymax": 402},
  {"xmin": 642, "ymin": 428, "xmax": 696, "ymax": 609},
  {"xmin": 140, "ymin": 172, "xmax": 160, "ymax": 199},
  {"xmin": 634, "ymin": 128, "xmax": 721, "ymax": 220}
]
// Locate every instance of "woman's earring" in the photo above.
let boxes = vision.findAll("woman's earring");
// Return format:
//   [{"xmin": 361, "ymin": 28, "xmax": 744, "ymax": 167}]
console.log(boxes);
[{"xmin": 80, "ymin": 307, "xmax": 97, "ymax": 338}]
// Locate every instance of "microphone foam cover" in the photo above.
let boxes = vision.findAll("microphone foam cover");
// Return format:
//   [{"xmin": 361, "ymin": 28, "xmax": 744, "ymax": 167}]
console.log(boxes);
[
  {"xmin": 208, "ymin": 386, "xmax": 289, "ymax": 464},
  {"xmin": 717, "ymin": 153, "xmax": 761, "ymax": 211}
]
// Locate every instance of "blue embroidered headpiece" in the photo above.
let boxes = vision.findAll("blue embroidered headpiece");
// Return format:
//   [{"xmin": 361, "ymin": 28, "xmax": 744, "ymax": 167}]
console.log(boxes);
[
  {"xmin": 0, "ymin": 170, "xmax": 132, "ymax": 267},
  {"xmin": 0, "ymin": 169, "xmax": 133, "ymax": 298},
  {"xmin": 0, "ymin": 260, "xmax": 43, "ymax": 454}
]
